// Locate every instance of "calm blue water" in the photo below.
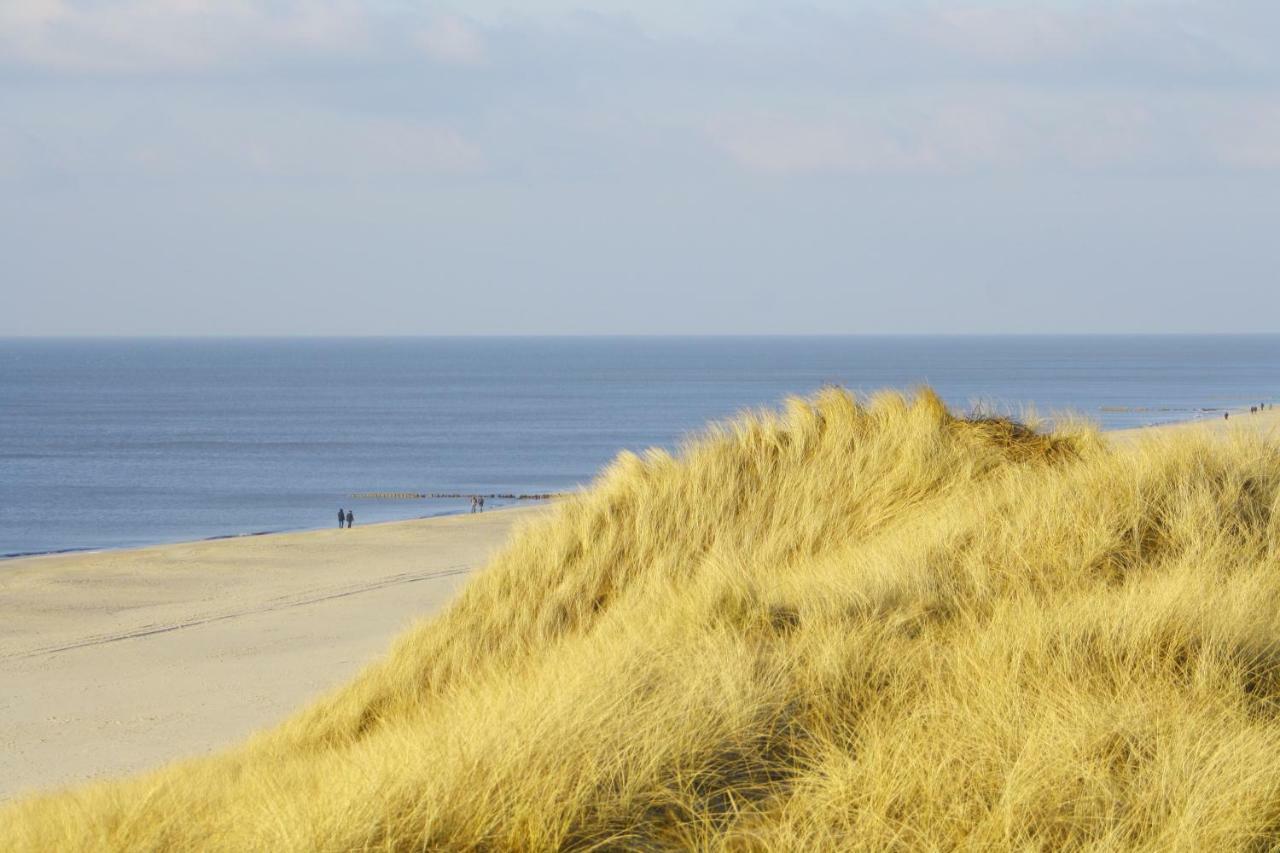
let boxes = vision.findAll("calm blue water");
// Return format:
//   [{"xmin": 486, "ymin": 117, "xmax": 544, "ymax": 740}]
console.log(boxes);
[{"xmin": 2, "ymin": 336, "xmax": 1277, "ymax": 557}]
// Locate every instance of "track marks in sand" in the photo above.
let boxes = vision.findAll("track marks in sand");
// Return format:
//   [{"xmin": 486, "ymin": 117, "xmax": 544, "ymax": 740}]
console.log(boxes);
[{"xmin": 4, "ymin": 565, "xmax": 475, "ymax": 661}]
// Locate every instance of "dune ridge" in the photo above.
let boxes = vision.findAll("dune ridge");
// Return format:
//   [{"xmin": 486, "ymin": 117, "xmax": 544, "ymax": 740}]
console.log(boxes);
[{"xmin": 6, "ymin": 388, "xmax": 1280, "ymax": 850}]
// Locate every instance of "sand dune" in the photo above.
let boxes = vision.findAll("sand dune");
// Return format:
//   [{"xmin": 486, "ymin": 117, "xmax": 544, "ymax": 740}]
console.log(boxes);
[{"xmin": 2, "ymin": 400, "xmax": 1278, "ymax": 815}]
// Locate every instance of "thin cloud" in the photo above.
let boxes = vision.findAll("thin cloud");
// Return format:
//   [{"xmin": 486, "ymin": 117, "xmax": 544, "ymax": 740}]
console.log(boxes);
[
  {"xmin": 2, "ymin": 0, "xmax": 1279, "ymax": 180},
  {"xmin": 707, "ymin": 114, "xmax": 939, "ymax": 175},
  {"xmin": 218, "ymin": 113, "xmax": 486, "ymax": 179},
  {"xmin": 2, "ymin": 99, "xmax": 485, "ymax": 180},
  {"xmin": 1208, "ymin": 100, "xmax": 1280, "ymax": 170},
  {"xmin": 414, "ymin": 16, "xmax": 487, "ymax": 67},
  {"xmin": 704, "ymin": 91, "xmax": 1280, "ymax": 177},
  {"xmin": 0, "ymin": 0, "xmax": 371, "ymax": 72}
]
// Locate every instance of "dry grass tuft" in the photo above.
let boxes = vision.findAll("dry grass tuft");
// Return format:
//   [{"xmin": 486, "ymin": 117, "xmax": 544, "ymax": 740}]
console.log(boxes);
[{"xmin": 6, "ymin": 388, "xmax": 1280, "ymax": 851}]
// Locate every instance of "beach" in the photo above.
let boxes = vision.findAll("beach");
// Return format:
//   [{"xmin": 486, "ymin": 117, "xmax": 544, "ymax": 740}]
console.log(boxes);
[
  {"xmin": 4, "ymin": 405, "xmax": 1280, "ymax": 804},
  {"xmin": 0, "ymin": 506, "xmax": 546, "ymax": 801},
  {"xmin": 1109, "ymin": 403, "xmax": 1280, "ymax": 442}
]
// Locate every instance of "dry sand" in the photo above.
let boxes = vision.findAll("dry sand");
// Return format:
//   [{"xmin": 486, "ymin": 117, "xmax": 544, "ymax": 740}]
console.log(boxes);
[
  {"xmin": 4, "ymin": 405, "xmax": 1279, "ymax": 803},
  {"xmin": 1109, "ymin": 404, "xmax": 1280, "ymax": 443},
  {"xmin": 0, "ymin": 506, "xmax": 546, "ymax": 801}
]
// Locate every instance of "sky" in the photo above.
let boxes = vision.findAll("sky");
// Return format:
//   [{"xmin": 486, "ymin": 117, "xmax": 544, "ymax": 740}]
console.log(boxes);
[{"xmin": 2, "ymin": 0, "xmax": 1279, "ymax": 335}]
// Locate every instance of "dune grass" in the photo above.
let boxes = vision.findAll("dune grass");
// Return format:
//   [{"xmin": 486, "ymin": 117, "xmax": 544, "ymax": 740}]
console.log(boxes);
[{"xmin": 6, "ymin": 387, "xmax": 1280, "ymax": 850}]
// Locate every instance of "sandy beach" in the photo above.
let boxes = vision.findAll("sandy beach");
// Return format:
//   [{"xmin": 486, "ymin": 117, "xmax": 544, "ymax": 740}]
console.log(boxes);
[
  {"xmin": 3, "ymin": 406, "xmax": 1279, "ymax": 804},
  {"xmin": 0, "ymin": 506, "xmax": 547, "ymax": 801},
  {"xmin": 1109, "ymin": 404, "xmax": 1280, "ymax": 443}
]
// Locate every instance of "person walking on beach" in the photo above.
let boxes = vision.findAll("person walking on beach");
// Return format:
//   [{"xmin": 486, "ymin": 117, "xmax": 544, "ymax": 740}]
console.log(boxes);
[
  {"xmin": 478, "ymin": 496, "xmax": 485, "ymax": 513},
  {"xmin": 338, "ymin": 508, "xmax": 345, "ymax": 529},
  {"xmin": 346, "ymin": 509, "xmax": 354, "ymax": 529},
  {"xmin": 470, "ymin": 496, "xmax": 478, "ymax": 514}
]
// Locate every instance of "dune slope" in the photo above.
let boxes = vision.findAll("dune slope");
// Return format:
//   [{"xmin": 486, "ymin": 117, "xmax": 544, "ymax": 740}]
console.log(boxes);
[{"xmin": 6, "ymin": 388, "xmax": 1280, "ymax": 850}]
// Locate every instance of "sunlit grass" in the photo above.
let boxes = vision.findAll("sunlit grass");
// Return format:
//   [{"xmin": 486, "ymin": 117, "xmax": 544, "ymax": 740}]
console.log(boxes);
[{"xmin": 7, "ymin": 387, "xmax": 1280, "ymax": 850}]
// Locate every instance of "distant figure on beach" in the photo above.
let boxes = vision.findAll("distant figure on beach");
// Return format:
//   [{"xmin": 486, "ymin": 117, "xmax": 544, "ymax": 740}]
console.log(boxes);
[
  {"xmin": 338, "ymin": 508, "xmax": 345, "ymax": 529},
  {"xmin": 470, "ymin": 496, "xmax": 478, "ymax": 514},
  {"xmin": 345, "ymin": 509, "xmax": 354, "ymax": 529},
  {"xmin": 1225, "ymin": 412, "xmax": 1229, "ymax": 420},
  {"xmin": 479, "ymin": 496, "xmax": 485, "ymax": 513}
]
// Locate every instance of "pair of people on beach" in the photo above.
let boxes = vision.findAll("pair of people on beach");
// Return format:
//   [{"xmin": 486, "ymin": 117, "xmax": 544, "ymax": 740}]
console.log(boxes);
[
  {"xmin": 470, "ymin": 496, "xmax": 485, "ymax": 514},
  {"xmin": 337, "ymin": 508, "xmax": 353, "ymax": 528}
]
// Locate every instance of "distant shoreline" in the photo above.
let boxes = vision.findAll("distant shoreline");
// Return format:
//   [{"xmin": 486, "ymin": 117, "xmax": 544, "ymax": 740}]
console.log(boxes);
[
  {"xmin": 4, "ymin": 403, "xmax": 1273, "ymax": 564},
  {"xmin": 0, "ymin": 502, "xmax": 545, "ymax": 563}
]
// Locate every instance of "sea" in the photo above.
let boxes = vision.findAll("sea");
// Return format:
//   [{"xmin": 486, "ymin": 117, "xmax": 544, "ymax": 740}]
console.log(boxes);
[{"xmin": 2, "ymin": 336, "xmax": 1278, "ymax": 558}]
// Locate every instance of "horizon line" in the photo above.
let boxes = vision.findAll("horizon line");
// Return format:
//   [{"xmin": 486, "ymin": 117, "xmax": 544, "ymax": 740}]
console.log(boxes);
[{"xmin": 3, "ymin": 332, "xmax": 1280, "ymax": 341}]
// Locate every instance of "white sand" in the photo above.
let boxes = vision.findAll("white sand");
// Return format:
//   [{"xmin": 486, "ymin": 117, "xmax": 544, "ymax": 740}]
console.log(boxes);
[
  {"xmin": 0, "ymin": 506, "xmax": 546, "ymax": 801},
  {"xmin": 1109, "ymin": 404, "xmax": 1280, "ymax": 443}
]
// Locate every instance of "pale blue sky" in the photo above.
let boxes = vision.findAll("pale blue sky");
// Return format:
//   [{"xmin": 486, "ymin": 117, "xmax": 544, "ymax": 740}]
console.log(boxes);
[{"xmin": 3, "ymin": 1, "xmax": 1279, "ymax": 335}]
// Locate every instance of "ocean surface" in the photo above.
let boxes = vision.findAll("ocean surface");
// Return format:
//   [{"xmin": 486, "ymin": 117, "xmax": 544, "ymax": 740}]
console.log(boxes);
[{"xmin": 2, "ymin": 336, "xmax": 1278, "ymax": 558}]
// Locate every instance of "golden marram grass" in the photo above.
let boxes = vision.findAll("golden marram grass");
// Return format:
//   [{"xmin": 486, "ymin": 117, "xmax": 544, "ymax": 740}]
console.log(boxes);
[{"xmin": 7, "ymin": 387, "xmax": 1280, "ymax": 850}]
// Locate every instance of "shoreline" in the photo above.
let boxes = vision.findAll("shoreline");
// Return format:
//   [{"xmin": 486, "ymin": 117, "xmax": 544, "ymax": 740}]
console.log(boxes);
[
  {"xmin": 0, "ymin": 501, "xmax": 550, "ymax": 564},
  {"xmin": 4, "ymin": 404, "xmax": 1269, "ymax": 563},
  {"xmin": 1109, "ymin": 402, "xmax": 1280, "ymax": 441}
]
